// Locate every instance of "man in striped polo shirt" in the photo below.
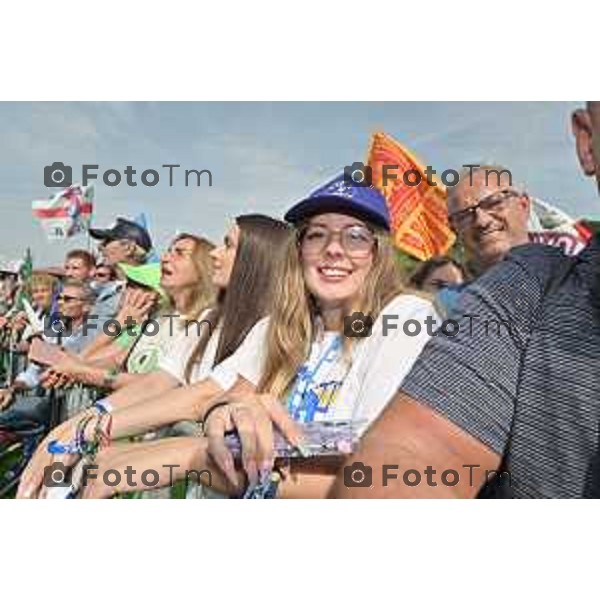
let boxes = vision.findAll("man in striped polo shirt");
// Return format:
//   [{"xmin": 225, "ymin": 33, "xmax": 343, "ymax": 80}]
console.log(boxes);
[{"xmin": 331, "ymin": 102, "xmax": 600, "ymax": 498}]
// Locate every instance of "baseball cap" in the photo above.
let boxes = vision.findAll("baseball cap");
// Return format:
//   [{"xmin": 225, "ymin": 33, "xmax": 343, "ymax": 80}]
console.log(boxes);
[
  {"xmin": 89, "ymin": 218, "xmax": 153, "ymax": 251},
  {"xmin": 118, "ymin": 262, "xmax": 164, "ymax": 295},
  {"xmin": 284, "ymin": 174, "xmax": 390, "ymax": 231}
]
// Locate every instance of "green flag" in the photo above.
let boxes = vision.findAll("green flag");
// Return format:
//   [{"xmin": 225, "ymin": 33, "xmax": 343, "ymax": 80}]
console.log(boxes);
[{"xmin": 12, "ymin": 248, "xmax": 33, "ymax": 312}]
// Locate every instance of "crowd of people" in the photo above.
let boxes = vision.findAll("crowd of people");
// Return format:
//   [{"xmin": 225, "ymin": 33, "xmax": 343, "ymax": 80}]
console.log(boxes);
[{"xmin": 1, "ymin": 102, "xmax": 599, "ymax": 499}]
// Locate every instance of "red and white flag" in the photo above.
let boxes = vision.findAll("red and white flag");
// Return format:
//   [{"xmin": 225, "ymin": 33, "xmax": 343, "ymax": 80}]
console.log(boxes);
[
  {"xmin": 32, "ymin": 184, "xmax": 94, "ymax": 241},
  {"xmin": 528, "ymin": 196, "xmax": 593, "ymax": 256}
]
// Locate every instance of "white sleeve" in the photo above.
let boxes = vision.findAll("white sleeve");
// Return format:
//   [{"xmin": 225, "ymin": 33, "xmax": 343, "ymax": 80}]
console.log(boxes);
[
  {"xmin": 351, "ymin": 294, "xmax": 440, "ymax": 433},
  {"xmin": 158, "ymin": 312, "xmax": 210, "ymax": 383},
  {"xmin": 209, "ymin": 317, "xmax": 270, "ymax": 391},
  {"xmin": 159, "ymin": 351, "xmax": 187, "ymax": 383}
]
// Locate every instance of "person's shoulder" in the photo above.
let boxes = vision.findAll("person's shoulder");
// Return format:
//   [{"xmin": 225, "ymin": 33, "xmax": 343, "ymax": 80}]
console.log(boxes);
[
  {"xmin": 236, "ymin": 315, "xmax": 271, "ymax": 349},
  {"xmin": 493, "ymin": 243, "xmax": 571, "ymax": 281},
  {"xmin": 508, "ymin": 243, "xmax": 572, "ymax": 272},
  {"xmin": 251, "ymin": 315, "xmax": 271, "ymax": 331},
  {"xmin": 379, "ymin": 292, "xmax": 438, "ymax": 320},
  {"xmin": 473, "ymin": 243, "xmax": 575, "ymax": 301}
]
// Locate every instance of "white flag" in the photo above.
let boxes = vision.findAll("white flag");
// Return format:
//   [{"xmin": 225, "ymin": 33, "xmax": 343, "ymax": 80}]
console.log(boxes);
[{"xmin": 32, "ymin": 184, "xmax": 94, "ymax": 241}]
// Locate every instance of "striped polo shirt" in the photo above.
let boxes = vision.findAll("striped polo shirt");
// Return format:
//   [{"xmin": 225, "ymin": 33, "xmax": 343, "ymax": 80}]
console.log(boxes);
[{"xmin": 401, "ymin": 237, "xmax": 600, "ymax": 498}]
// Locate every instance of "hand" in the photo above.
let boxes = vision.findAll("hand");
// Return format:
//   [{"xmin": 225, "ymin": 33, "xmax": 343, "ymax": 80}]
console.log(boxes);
[
  {"xmin": 0, "ymin": 315, "xmax": 8, "ymax": 329},
  {"xmin": 0, "ymin": 388, "xmax": 14, "ymax": 411},
  {"xmin": 205, "ymin": 392, "xmax": 303, "ymax": 489},
  {"xmin": 39, "ymin": 352, "xmax": 84, "ymax": 389},
  {"xmin": 11, "ymin": 311, "xmax": 28, "ymax": 332},
  {"xmin": 116, "ymin": 288, "xmax": 157, "ymax": 325},
  {"xmin": 78, "ymin": 446, "xmax": 133, "ymax": 499},
  {"xmin": 80, "ymin": 437, "xmax": 208, "ymax": 499},
  {"xmin": 40, "ymin": 369, "xmax": 75, "ymax": 390},
  {"xmin": 51, "ymin": 352, "xmax": 86, "ymax": 377},
  {"xmin": 17, "ymin": 415, "xmax": 88, "ymax": 498}
]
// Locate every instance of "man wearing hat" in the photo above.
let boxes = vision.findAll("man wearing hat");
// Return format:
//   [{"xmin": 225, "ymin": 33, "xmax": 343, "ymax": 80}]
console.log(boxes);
[{"xmin": 88, "ymin": 217, "xmax": 153, "ymax": 320}]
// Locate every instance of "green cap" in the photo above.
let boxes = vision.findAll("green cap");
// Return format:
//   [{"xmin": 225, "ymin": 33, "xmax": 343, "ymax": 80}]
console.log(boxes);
[{"xmin": 117, "ymin": 262, "xmax": 165, "ymax": 297}]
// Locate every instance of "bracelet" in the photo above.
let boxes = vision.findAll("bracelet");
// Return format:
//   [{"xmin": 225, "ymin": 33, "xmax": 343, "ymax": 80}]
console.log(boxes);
[
  {"xmin": 201, "ymin": 401, "xmax": 230, "ymax": 434},
  {"xmin": 75, "ymin": 414, "xmax": 97, "ymax": 456},
  {"xmin": 94, "ymin": 411, "xmax": 113, "ymax": 450},
  {"xmin": 95, "ymin": 398, "xmax": 112, "ymax": 414}
]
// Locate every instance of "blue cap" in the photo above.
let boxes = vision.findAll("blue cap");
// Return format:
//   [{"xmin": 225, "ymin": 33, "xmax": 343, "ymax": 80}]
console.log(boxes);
[{"xmin": 284, "ymin": 174, "xmax": 390, "ymax": 231}]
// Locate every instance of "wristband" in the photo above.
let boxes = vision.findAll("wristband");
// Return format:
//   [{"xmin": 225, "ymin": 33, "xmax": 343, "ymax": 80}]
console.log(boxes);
[
  {"xmin": 95, "ymin": 398, "xmax": 112, "ymax": 414},
  {"xmin": 47, "ymin": 440, "xmax": 80, "ymax": 455}
]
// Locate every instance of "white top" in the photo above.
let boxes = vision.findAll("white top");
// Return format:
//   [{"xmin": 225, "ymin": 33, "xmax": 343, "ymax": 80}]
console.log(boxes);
[
  {"xmin": 208, "ymin": 316, "xmax": 271, "ymax": 391},
  {"xmin": 208, "ymin": 294, "xmax": 439, "ymax": 435},
  {"xmin": 159, "ymin": 309, "xmax": 270, "ymax": 389},
  {"xmin": 158, "ymin": 309, "xmax": 217, "ymax": 383}
]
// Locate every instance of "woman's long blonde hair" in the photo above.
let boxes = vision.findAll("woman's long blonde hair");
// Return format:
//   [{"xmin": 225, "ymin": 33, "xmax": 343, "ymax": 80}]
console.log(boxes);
[
  {"xmin": 162, "ymin": 233, "xmax": 216, "ymax": 323},
  {"xmin": 257, "ymin": 221, "xmax": 404, "ymax": 398}
]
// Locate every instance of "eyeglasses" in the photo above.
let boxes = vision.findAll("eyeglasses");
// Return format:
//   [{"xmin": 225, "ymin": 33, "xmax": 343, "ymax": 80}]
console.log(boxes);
[
  {"xmin": 58, "ymin": 294, "xmax": 85, "ymax": 303},
  {"xmin": 164, "ymin": 246, "xmax": 194, "ymax": 259},
  {"xmin": 448, "ymin": 189, "xmax": 522, "ymax": 231},
  {"xmin": 298, "ymin": 224, "xmax": 376, "ymax": 258}
]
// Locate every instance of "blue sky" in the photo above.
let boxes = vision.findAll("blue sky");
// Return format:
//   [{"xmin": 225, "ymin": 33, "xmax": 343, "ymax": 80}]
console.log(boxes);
[{"xmin": 0, "ymin": 101, "xmax": 597, "ymax": 265}]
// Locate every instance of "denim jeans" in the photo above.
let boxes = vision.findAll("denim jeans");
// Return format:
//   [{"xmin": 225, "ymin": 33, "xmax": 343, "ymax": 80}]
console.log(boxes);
[{"xmin": 0, "ymin": 389, "xmax": 51, "ymax": 433}]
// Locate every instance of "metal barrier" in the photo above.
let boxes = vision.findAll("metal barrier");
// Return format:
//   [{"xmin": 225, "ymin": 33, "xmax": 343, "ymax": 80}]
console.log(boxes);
[
  {"xmin": 0, "ymin": 347, "xmax": 28, "ymax": 387},
  {"xmin": 59, "ymin": 384, "xmax": 103, "ymax": 423}
]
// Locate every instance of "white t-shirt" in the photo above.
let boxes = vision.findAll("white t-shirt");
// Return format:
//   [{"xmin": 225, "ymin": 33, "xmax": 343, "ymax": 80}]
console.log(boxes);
[
  {"xmin": 122, "ymin": 312, "xmax": 207, "ymax": 376},
  {"xmin": 159, "ymin": 310, "xmax": 270, "ymax": 388},
  {"xmin": 158, "ymin": 309, "xmax": 217, "ymax": 383},
  {"xmin": 208, "ymin": 294, "xmax": 439, "ymax": 435},
  {"xmin": 208, "ymin": 316, "xmax": 271, "ymax": 391}
]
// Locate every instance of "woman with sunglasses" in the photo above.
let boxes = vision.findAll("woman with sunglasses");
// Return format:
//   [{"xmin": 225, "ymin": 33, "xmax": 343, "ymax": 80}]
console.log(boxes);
[{"xmin": 45, "ymin": 176, "xmax": 440, "ymax": 499}]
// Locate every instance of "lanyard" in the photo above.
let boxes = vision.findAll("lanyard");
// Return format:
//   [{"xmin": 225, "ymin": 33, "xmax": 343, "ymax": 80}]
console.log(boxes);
[{"xmin": 286, "ymin": 335, "xmax": 343, "ymax": 420}]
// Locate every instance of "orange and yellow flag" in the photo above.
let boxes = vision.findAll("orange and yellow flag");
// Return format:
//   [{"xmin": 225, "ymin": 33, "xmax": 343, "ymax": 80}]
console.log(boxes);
[{"xmin": 367, "ymin": 132, "xmax": 455, "ymax": 261}]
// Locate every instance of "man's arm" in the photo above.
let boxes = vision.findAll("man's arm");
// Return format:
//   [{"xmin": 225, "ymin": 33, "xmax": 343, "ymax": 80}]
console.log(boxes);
[{"xmin": 329, "ymin": 393, "xmax": 501, "ymax": 498}]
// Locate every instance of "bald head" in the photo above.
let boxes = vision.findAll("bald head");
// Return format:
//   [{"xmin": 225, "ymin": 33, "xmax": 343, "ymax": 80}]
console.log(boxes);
[{"xmin": 447, "ymin": 165, "xmax": 531, "ymax": 272}]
